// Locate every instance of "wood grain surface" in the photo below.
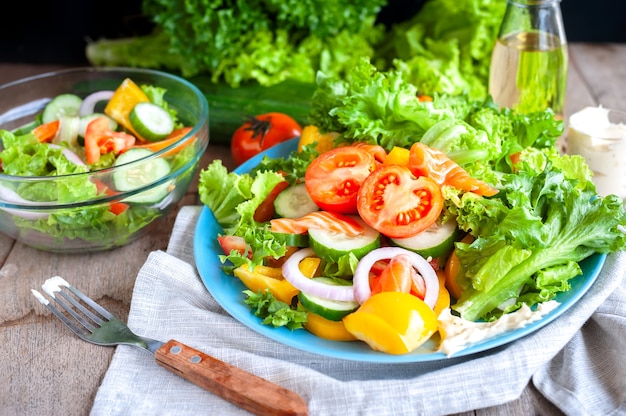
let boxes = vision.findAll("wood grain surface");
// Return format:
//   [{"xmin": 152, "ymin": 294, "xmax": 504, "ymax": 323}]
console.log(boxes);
[{"xmin": 1, "ymin": 43, "xmax": 623, "ymax": 416}]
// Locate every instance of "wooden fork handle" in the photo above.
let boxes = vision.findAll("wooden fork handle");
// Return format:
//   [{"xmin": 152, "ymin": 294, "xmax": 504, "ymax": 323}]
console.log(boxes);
[{"xmin": 155, "ymin": 339, "xmax": 309, "ymax": 416}]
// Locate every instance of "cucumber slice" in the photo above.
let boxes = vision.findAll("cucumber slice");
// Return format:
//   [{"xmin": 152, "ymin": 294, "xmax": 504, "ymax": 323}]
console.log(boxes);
[
  {"xmin": 391, "ymin": 219, "xmax": 461, "ymax": 262},
  {"xmin": 12, "ymin": 121, "xmax": 39, "ymax": 135},
  {"xmin": 42, "ymin": 94, "xmax": 82, "ymax": 123},
  {"xmin": 298, "ymin": 277, "xmax": 359, "ymax": 321},
  {"xmin": 113, "ymin": 148, "xmax": 172, "ymax": 204},
  {"xmin": 270, "ymin": 231, "xmax": 309, "ymax": 247},
  {"xmin": 129, "ymin": 102, "xmax": 174, "ymax": 142},
  {"xmin": 273, "ymin": 183, "xmax": 319, "ymax": 218},
  {"xmin": 79, "ymin": 113, "xmax": 118, "ymax": 137},
  {"xmin": 309, "ymin": 217, "xmax": 380, "ymax": 263}
]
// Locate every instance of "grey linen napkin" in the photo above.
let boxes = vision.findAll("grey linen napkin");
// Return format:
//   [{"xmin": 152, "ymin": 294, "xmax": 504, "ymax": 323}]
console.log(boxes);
[{"xmin": 91, "ymin": 206, "xmax": 626, "ymax": 416}]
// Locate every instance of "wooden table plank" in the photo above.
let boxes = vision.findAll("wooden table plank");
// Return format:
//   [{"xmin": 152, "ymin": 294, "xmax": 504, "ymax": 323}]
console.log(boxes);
[{"xmin": 0, "ymin": 44, "xmax": 623, "ymax": 416}]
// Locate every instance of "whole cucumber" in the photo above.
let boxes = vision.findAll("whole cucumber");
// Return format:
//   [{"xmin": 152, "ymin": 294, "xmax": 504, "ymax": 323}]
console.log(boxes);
[{"xmin": 189, "ymin": 76, "xmax": 316, "ymax": 145}]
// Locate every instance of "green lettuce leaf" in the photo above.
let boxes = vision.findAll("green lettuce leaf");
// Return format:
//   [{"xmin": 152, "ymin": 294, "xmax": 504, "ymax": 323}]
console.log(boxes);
[
  {"xmin": 198, "ymin": 160, "xmax": 289, "ymax": 268},
  {"xmin": 448, "ymin": 151, "xmax": 626, "ymax": 321}
]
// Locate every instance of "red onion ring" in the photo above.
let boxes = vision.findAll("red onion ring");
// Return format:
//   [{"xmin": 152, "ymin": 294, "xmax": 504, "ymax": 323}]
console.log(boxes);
[
  {"xmin": 0, "ymin": 184, "xmax": 50, "ymax": 220},
  {"xmin": 48, "ymin": 144, "xmax": 87, "ymax": 167},
  {"xmin": 78, "ymin": 90, "xmax": 114, "ymax": 116},
  {"xmin": 282, "ymin": 248, "xmax": 356, "ymax": 301},
  {"xmin": 353, "ymin": 246, "xmax": 440, "ymax": 309}
]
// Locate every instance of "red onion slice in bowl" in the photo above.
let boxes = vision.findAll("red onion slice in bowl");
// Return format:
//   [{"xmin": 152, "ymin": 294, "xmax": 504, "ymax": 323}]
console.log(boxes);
[
  {"xmin": 78, "ymin": 90, "xmax": 114, "ymax": 116},
  {"xmin": 48, "ymin": 144, "xmax": 87, "ymax": 167},
  {"xmin": 0, "ymin": 184, "xmax": 50, "ymax": 220}
]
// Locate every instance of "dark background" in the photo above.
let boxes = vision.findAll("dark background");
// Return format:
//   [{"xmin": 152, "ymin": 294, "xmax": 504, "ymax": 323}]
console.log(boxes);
[{"xmin": 1, "ymin": 0, "xmax": 624, "ymax": 65}]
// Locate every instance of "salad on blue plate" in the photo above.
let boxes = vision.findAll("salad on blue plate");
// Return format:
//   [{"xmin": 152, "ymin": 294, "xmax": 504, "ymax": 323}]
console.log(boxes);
[{"xmin": 197, "ymin": 59, "xmax": 626, "ymax": 356}]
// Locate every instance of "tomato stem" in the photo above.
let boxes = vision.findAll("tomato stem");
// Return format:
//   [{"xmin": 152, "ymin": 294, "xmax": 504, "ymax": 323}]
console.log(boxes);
[{"xmin": 243, "ymin": 114, "xmax": 272, "ymax": 146}]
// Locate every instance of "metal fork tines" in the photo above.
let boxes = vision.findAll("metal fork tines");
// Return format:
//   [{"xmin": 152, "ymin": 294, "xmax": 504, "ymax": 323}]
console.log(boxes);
[{"xmin": 31, "ymin": 276, "xmax": 163, "ymax": 351}]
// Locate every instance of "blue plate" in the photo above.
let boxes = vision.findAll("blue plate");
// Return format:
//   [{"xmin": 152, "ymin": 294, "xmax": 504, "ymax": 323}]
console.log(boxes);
[{"xmin": 194, "ymin": 138, "xmax": 606, "ymax": 362}]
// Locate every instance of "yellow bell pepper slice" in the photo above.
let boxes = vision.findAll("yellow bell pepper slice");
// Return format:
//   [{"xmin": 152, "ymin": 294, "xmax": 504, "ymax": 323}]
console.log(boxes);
[
  {"xmin": 297, "ymin": 125, "xmax": 339, "ymax": 153},
  {"xmin": 233, "ymin": 256, "xmax": 321, "ymax": 305},
  {"xmin": 303, "ymin": 311, "xmax": 357, "ymax": 341},
  {"xmin": 234, "ymin": 264, "xmax": 298, "ymax": 304},
  {"xmin": 343, "ymin": 291, "xmax": 438, "ymax": 354},
  {"xmin": 383, "ymin": 146, "xmax": 410, "ymax": 167},
  {"xmin": 434, "ymin": 270, "xmax": 451, "ymax": 316},
  {"xmin": 104, "ymin": 78, "xmax": 150, "ymax": 141},
  {"xmin": 298, "ymin": 256, "xmax": 321, "ymax": 278}
]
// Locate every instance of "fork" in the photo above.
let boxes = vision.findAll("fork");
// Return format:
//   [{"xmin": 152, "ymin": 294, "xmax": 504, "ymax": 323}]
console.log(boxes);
[{"xmin": 31, "ymin": 276, "xmax": 308, "ymax": 416}]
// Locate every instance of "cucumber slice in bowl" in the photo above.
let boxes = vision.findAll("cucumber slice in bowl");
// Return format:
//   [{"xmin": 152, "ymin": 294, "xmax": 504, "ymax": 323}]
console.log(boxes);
[
  {"xmin": 274, "ymin": 183, "xmax": 319, "ymax": 218},
  {"xmin": 113, "ymin": 148, "xmax": 172, "ymax": 204},
  {"xmin": 129, "ymin": 102, "xmax": 175, "ymax": 142},
  {"xmin": 298, "ymin": 277, "xmax": 360, "ymax": 321},
  {"xmin": 42, "ymin": 94, "xmax": 83, "ymax": 123},
  {"xmin": 309, "ymin": 217, "xmax": 380, "ymax": 263},
  {"xmin": 390, "ymin": 219, "xmax": 461, "ymax": 263}
]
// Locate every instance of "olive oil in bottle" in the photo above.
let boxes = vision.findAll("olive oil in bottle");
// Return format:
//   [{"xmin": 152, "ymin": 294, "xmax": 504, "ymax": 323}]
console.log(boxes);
[{"xmin": 488, "ymin": 0, "xmax": 568, "ymax": 119}]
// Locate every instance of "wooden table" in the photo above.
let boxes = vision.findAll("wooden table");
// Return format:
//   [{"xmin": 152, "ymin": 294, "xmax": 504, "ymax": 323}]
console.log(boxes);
[{"xmin": 1, "ymin": 43, "xmax": 624, "ymax": 416}]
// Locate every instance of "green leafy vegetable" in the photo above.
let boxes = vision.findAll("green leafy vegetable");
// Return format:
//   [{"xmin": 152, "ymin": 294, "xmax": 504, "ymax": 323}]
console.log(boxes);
[
  {"xmin": 448, "ymin": 151, "xmax": 626, "ymax": 321},
  {"xmin": 87, "ymin": 0, "xmax": 387, "ymax": 86},
  {"xmin": 378, "ymin": 0, "xmax": 506, "ymax": 100},
  {"xmin": 198, "ymin": 161, "xmax": 290, "ymax": 268},
  {"xmin": 244, "ymin": 289, "xmax": 307, "ymax": 330},
  {"xmin": 309, "ymin": 57, "xmax": 563, "ymax": 174}
]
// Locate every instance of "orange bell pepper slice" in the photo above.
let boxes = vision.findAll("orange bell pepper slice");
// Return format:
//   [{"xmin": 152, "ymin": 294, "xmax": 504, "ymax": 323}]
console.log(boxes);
[
  {"xmin": 32, "ymin": 120, "xmax": 60, "ymax": 143},
  {"xmin": 104, "ymin": 78, "xmax": 150, "ymax": 141},
  {"xmin": 129, "ymin": 126, "xmax": 194, "ymax": 156}
]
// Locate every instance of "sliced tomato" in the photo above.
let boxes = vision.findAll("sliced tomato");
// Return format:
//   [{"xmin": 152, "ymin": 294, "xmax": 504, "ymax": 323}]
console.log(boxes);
[
  {"xmin": 217, "ymin": 235, "xmax": 252, "ymax": 259},
  {"xmin": 92, "ymin": 179, "xmax": 129, "ymax": 215},
  {"xmin": 84, "ymin": 116, "xmax": 135, "ymax": 164},
  {"xmin": 408, "ymin": 142, "xmax": 498, "ymax": 197},
  {"xmin": 305, "ymin": 146, "xmax": 377, "ymax": 215},
  {"xmin": 357, "ymin": 164, "xmax": 443, "ymax": 238}
]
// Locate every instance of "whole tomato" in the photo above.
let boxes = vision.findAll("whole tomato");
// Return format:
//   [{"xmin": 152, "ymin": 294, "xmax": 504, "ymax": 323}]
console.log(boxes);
[{"xmin": 230, "ymin": 112, "xmax": 302, "ymax": 166}]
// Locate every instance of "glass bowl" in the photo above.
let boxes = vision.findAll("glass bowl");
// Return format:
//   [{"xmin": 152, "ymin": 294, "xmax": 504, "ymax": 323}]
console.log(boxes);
[{"xmin": 0, "ymin": 67, "xmax": 209, "ymax": 252}]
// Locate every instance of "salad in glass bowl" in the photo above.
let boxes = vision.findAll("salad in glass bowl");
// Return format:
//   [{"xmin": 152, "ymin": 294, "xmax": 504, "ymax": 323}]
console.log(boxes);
[{"xmin": 0, "ymin": 67, "xmax": 209, "ymax": 252}]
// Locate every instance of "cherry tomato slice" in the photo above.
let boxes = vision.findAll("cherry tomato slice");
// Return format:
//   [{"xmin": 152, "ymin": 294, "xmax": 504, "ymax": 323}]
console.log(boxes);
[
  {"xmin": 305, "ymin": 146, "xmax": 377, "ymax": 215},
  {"xmin": 357, "ymin": 164, "xmax": 443, "ymax": 238}
]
